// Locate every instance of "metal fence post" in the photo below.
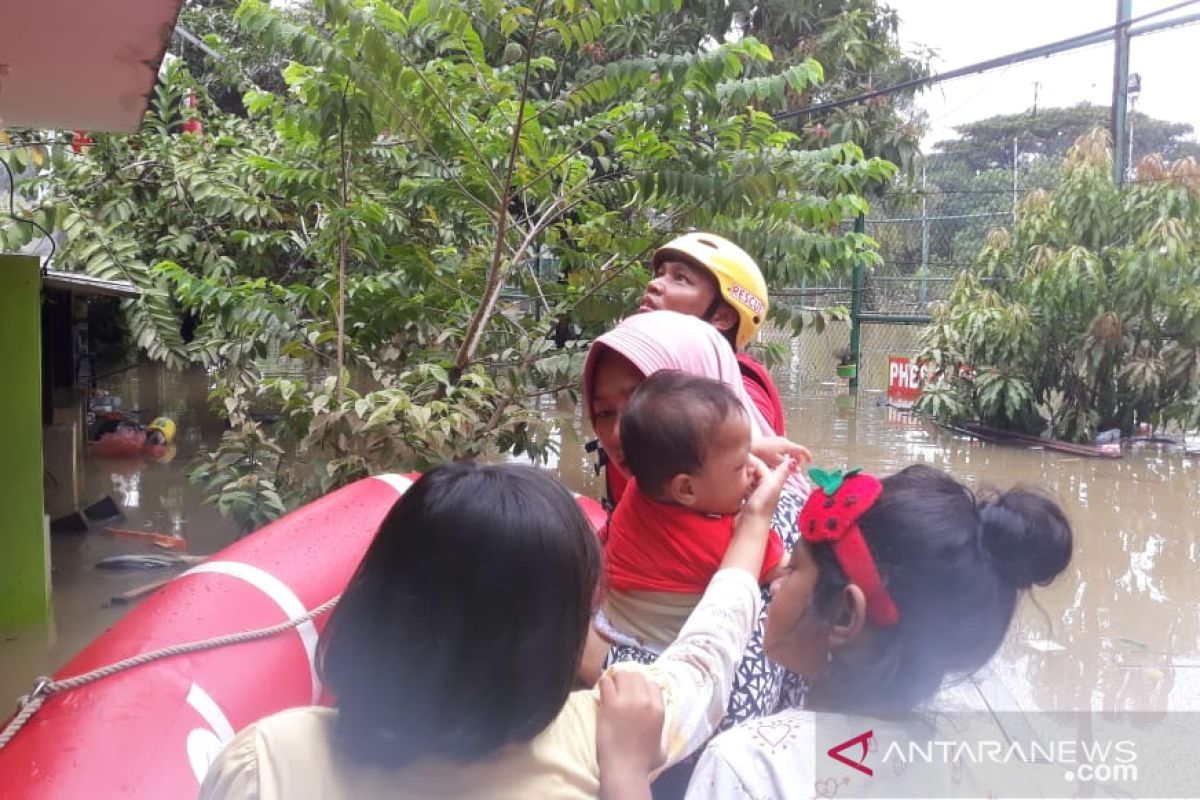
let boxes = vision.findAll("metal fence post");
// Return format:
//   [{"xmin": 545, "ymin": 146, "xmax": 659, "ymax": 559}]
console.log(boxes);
[{"xmin": 849, "ymin": 213, "xmax": 865, "ymax": 390}]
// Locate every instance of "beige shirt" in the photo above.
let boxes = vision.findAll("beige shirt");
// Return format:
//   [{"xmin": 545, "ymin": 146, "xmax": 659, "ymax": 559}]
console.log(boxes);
[
  {"xmin": 600, "ymin": 588, "xmax": 703, "ymax": 653},
  {"xmin": 199, "ymin": 569, "xmax": 762, "ymax": 800}
]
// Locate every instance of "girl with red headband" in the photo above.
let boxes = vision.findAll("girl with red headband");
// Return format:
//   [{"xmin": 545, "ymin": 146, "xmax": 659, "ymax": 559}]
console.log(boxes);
[
  {"xmin": 684, "ymin": 464, "xmax": 1073, "ymax": 798},
  {"xmin": 596, "ymin": 465, "xmax": 1074, "ymax": 798}
]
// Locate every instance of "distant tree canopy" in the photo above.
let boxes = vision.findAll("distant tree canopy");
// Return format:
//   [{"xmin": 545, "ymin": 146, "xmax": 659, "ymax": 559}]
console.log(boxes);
[
  {"xmin": 893, "ymin": 105, "xmax": 1200, "ymax": 276},
  {"xmin": 932, "ymin": 103, "xmax": 1200, "ymax": 172},
  {"xmin": 665, "ymin": 0, "xmax": 932, "ymax": 172}
]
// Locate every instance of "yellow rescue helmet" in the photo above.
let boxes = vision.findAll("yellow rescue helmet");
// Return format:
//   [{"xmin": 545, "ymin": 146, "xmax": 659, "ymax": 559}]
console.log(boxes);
[
  {"xmin": 146, "ymin": 416, "xmax": 177, "ymax": 445},
  {"xmin": 651, "ymin": 232, "xmax": 768, "ymax": 350}
]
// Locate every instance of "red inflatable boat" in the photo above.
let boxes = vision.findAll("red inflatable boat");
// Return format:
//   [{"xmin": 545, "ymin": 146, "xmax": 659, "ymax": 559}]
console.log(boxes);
[{"xmin": 0, "ymin": 473, "xmax": 607, "ymax": 800}]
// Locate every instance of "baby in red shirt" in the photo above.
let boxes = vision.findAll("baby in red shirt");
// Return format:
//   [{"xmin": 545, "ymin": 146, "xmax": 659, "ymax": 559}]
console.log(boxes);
[{"xmin": 597, "ymin": 371, "xmax": 786, "ymax": 653}]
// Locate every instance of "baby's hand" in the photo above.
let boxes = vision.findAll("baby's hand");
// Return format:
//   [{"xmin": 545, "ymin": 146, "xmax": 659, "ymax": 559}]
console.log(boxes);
[
  {"xmin": 752, "ymin": 436, "xmax": 813, "ymax": 470},
  {"xmin": 597, "ymin": 671, "xmax": 665, "ymax": 798},
  {"xmin": 740, "ymin": 453, "xmax": 792, "ymax": 522},
  {"xmin": 722, "ymin": 455, "xmax": 791, "ymax": 576}
]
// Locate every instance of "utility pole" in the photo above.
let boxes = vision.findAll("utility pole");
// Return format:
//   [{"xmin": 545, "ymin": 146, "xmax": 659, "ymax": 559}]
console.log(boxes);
[
  {"xmin": 1110, "ymin": 0, "xmax": 1133, "ymax": 184},
  {"xmin": 1127, "ymin": 72, "xmax": 1142, "ymax": 177},
  {"xmin": 1012, "ymin": 137, "xmax": 1019, "ymax": 223},
  {"xmin": 919, "ymin": 162, "xmax": 928, "ymax": 311}
]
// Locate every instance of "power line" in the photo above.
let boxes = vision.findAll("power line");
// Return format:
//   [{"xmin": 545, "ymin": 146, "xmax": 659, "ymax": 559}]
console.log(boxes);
[{"xmin": 772, "ymin": 0, "xmax": 1200, "ymax": 123}]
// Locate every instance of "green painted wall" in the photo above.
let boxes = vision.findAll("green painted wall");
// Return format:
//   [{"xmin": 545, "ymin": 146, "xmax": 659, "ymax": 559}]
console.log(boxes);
[{"xmin": 0, "ymin": 255, "xmax": 50, "ymax": 624}]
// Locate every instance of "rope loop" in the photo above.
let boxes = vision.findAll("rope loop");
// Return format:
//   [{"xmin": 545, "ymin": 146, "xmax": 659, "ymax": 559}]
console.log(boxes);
[{"xmin": 0, "ymin": 595, "xmax": 338, "ymax": 752}]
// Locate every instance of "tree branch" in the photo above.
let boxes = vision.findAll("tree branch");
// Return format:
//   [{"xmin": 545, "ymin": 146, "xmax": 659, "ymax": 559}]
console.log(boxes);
[{"xmin": 452, "ymin": 0, "xmax": 547, "ymax": 377}]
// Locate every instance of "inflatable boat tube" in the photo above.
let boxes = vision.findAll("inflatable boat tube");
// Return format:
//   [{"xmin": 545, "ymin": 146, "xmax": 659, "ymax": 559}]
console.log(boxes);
[{"xmin": 0, "ymin": 473, "xmax": 607, "ymax": 800}]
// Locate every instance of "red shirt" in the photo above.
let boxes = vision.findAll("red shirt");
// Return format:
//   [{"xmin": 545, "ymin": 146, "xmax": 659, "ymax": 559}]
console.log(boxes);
[
  {"xmin": 605, "ymin": 480, "xmax": 784, "ymax": 593},
  {"xmin": 737, "ymin": 352, "xmax": 786, "ymax": 436}
]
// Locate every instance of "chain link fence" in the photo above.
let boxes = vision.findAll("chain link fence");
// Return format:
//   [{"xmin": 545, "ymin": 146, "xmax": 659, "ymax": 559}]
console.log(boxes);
[{"xmin": 762, "ymin": 154, "xmax": 1040, "ymax": 392}]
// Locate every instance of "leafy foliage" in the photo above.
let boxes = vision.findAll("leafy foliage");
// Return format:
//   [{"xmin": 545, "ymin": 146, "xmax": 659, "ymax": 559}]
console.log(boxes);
[
  {"xmin": 917, "ymin": 130, "xmax": 1200, "ymax": 442},
  {"xmin": 568, "ymin": 0, "xmax": 932, "ymax": 174},
  {"xmin": 3, "ymin": 0, "xmax": 897, "ymax": 530}
]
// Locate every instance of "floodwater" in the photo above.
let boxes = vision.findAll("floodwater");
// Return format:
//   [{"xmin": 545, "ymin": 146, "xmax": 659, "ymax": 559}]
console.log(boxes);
[
  {"xmin": 2, "ymin": 343, "xmax": 1198, "ymax": 717},
  {"xmin": 0, "ymin": 367, "xmax": 239, "ymax": 704}
]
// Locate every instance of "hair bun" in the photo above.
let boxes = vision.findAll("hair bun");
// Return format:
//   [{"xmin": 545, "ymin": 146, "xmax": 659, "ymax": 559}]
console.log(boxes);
[{"xmin": 978, "ymin": 489, "xmax": 1073, "ymax": 589}]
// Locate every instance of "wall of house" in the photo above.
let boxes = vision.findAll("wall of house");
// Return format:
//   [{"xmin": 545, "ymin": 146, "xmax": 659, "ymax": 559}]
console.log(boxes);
[{"xmin": 0, "ymin": 254, "xmax": 51, "ymax": 624}]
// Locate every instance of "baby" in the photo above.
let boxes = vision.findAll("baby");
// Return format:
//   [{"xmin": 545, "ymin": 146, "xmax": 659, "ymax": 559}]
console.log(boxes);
[{"xmin": 597, "ymin": 371, "xmax": 786, "ymax": 653}]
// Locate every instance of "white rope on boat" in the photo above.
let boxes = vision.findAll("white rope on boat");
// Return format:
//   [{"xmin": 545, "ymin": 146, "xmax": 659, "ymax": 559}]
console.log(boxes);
[{"xmin": 0, "ymin": 595, "xmax": 340, "ymax": 751}]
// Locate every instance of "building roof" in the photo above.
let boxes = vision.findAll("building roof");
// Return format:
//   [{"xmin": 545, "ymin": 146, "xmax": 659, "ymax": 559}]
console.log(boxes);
[
  {"xmin": 0, "ymin": 0, "xmax": 185, "ymax": 132},
  {"xmin": 42, "ymin": 270, "xmax": 141, "ymax": 299}
]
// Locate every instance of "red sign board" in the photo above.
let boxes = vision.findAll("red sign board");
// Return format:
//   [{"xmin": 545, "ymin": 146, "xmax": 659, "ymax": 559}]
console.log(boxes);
[{"xmin": 887, "ymin": 355, "xmax": 932, "ymax": 408}]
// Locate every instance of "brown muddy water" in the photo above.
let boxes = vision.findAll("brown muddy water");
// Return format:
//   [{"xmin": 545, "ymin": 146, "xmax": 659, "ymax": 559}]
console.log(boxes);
[{"xmin": 2, "ymin": 344, "xmax": 1199, "ymax": 717}]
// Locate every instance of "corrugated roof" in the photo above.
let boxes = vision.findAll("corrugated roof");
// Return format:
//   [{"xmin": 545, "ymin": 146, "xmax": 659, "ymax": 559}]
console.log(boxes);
[{"xmin": 42, "ymin": 270, "xmax": 141, "ymax": 299}]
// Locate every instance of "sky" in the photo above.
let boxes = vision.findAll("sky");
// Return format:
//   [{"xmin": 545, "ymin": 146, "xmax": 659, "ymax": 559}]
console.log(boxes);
[{"xmin": 886, "ymin": 0, "xmax": 1200, "ymax": 148}]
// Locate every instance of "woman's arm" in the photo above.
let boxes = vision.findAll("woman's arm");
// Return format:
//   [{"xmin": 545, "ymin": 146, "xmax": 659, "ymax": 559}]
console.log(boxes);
[
  {"xmin": 720, "ymin": 455, "xmax": 789, "ymax": 576},
  {"xmin": 624, "ymin": 457, "xmax": 790, "ymax": 769},
  {"xmin": 198, "ymin": 724, "xmax": 262, "ymax": 799}
]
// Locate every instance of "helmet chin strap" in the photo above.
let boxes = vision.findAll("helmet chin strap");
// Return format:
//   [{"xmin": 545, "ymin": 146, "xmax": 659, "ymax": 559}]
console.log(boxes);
[
  {"xmin": 701, "ymin": 295, "xmax": 739, "ymax": 348},
  {"xmin": 700, "ymin": 295, "xmax": 725, "ymax": 325}
]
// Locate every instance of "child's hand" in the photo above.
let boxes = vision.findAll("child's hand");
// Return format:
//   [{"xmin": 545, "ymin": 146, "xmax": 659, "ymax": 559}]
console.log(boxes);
[
  {"xmin": 597, "ymin": 670, "xmax": 665, "ymax": 800},
  {"xmin": 752, "ymin": 436, "xmax": 813, "ymax": 470},
  {"xmin": 740, "ymin": 454, "xmax": 792, "ymax": 522},
  {"xmin": 722, "ymin": 456, "xmax": 791, "ymax": 576}
]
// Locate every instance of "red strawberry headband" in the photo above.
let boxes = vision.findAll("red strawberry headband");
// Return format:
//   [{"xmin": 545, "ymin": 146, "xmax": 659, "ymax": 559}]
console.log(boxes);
[{"xmin": 799, "ymin": 468, "xmax": 899, "ymax": 627}]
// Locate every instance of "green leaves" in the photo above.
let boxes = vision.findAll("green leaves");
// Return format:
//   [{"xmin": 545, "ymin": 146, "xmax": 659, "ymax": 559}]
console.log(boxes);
[
  {"xmin": 808, "ymin": 467, "xmax": 862, "ymax": 496},
  {"xmin": 920, "ymin": 129, "xmax": 1200, "ymax": 441},
  {"xmin": 5, "ymin": 0, "xmax": 898, "ymax": 532},
  {"xmin": 974, "ymin": 369, "xmax": 1034, "ymax": 424}
]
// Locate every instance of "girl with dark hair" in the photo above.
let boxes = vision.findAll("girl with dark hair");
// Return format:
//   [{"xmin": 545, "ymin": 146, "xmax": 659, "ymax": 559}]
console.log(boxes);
[
  {"xmin": 199, "ymin": 459, "xmax": 792, "ymax": 800},
  {"xmin": 674, "ymin": 464, "xmax": 1074, "ymax": 799}
]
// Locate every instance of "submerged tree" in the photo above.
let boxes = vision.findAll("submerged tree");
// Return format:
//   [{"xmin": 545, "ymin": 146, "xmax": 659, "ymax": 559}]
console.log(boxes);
[{"xmin": 917, "ymin": 129, "xmax": 1200, "ymax": 443}]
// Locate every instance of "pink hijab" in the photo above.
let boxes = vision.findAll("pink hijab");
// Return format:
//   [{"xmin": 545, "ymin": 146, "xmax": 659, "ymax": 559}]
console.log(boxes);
[{"xmin": 583, "ymin": 310, "xmax": 776, "ymax": 440}]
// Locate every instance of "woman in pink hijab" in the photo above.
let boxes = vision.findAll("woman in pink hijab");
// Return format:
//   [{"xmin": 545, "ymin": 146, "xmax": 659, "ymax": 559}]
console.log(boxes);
[
  {"xmin": 581, "ymin": 310, "xmax": 811, "ymax": 771},
  {"xmin": 583, "ymin": 310, "xmax": 808, "ymax": 507}
]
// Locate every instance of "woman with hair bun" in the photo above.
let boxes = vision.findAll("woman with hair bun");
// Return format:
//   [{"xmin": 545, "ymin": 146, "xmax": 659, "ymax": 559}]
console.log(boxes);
[{"xmin": 606, "ymin": 463, "xmax": 1072, "ymax": 800}]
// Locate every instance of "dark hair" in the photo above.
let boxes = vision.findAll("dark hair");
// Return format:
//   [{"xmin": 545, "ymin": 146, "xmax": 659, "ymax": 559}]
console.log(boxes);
[
  {"xmin": 317, "ymin": 463, "xmax": 602, "ymax": 767},
  {"xmin": 807, "ymin": 464, "xmax": 1072, "ymax": 713},
  {"xmin": 620, "ymin": 370, "xmax": 747, "ymax": 497}
]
